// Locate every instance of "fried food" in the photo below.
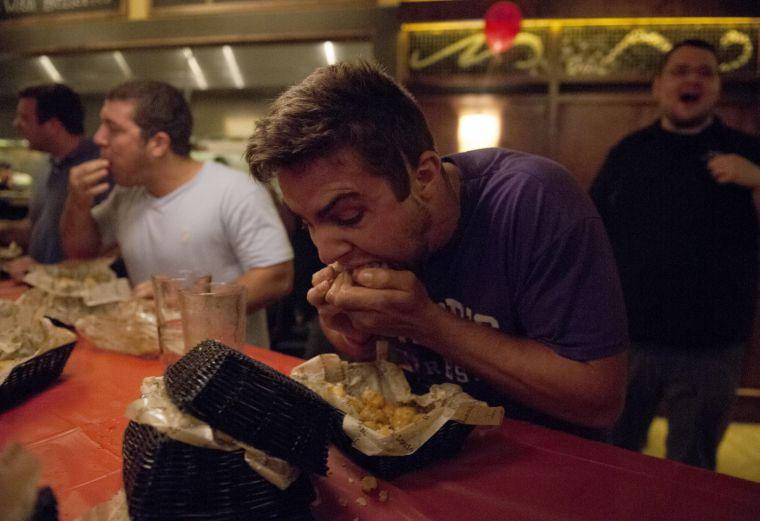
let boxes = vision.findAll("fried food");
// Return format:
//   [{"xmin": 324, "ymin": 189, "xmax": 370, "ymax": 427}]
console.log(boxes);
[{"xmin": 327, "ymin": 383, "xmax": 425, "ymax": 435}]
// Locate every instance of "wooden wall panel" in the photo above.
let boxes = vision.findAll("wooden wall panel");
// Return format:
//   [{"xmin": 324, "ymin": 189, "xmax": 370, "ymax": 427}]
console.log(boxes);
[{"xmin": 555, "ymin": 94, "xmax": 658, "ymax": 189}]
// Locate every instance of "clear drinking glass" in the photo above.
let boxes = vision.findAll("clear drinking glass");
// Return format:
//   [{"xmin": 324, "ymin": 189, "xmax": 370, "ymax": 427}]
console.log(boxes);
[
  {"xmin": 179, "ymin": 281, "xmax": 246, "ymax": 353},
  {"xmin": 152, "ymin": 272, "xmax": 211, "ymax": 365}
]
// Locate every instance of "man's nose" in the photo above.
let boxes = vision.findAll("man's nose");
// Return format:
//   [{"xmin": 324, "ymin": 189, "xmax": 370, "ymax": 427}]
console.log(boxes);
[
  {"xmin": 93, "ymin": 125, "xmax": 107, "ymax": 147},
  {"xmin": 310, "ymin": 226, "xmax": 352, "ymax": 265}
]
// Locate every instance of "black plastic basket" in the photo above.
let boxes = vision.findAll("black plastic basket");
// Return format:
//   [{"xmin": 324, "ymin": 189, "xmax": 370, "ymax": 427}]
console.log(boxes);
[
  {"xmin": 331, "ymin": 409, "xmax": 475, "ymax": 480},
  {"xmin": 122, "ymin": 421, "xmax": 315, "ymax": 521},
  {"xmin": 164, "ymin": 340, "xmax": 333, "ymax": 475},
  {"xmin": 0, "ymin": 342, "xmax": 75, "ymax": 412}
]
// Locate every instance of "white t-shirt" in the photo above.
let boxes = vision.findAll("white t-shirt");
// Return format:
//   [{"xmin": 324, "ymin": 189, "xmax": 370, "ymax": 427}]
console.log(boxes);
[{"xmin": 92, "ymin": 161, "xmax": 293, "ymax": 347}]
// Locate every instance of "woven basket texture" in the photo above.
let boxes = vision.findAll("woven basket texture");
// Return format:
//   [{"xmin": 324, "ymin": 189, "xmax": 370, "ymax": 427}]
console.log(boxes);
[
  {"xmin": 122, "ymin": 421, "xmax": 315, "ymax": 521},
  {"xmin": 0, "ymin": 342, "xmax": 75, "ymax": 411},
  {"xmin": 164, "ymin": 340, "xmax": 332, "ymax": 474}
]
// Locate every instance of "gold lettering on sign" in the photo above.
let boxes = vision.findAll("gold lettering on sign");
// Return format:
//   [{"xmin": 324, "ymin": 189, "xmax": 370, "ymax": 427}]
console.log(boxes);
[
  {"xmin": 409, "ymin": 32, "xmax": 544, "ymax": 71},
  {"xmin": 409, "ymin": 27, "xmax": 753, "ymax": 76},
  {"xmin": 565, "ymin": 28, "xmax": 753, "ymax": 76},
  {"xmin": 600, "ymin": 28, "xmax": 672, "ymax": 68},
  {"xmin": 719, "ymin": 30, "xmax": 752, "ymax": 72}
]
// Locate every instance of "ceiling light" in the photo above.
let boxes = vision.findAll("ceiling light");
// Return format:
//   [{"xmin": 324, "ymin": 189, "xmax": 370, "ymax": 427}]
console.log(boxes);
[
  {"xmin": 323, "ymin": 41, "xmax": 337, "ymax": 65},
  {"xmin": 112, "ymin": 51, "xmax": 134, "ymax": 79},
  {"xmin": 38, "ymin": 55, "xmax": 63, "ymax": 83},
  {"xmin": 182, "ymin": 47, "xmax": 208, "ymax": 90},
  {"xmin": 222, "ymin": 45, "xmax": 245, "ymax": 89}
]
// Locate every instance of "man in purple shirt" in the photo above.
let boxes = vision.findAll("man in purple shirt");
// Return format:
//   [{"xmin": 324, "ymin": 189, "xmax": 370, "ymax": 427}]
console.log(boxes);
[{"xmin": 246, "ymin": 61, "xmax": 628, "ymax": 438}]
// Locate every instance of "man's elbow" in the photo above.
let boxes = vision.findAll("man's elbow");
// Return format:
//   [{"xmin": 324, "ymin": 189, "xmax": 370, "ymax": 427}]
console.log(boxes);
[
  {"xmin": 570, "ymin": 355, "xmax": 628, "ymax": 429},
  {"xmin": 251, "ymin": 261, "xmax": 294, "ymax": 305},
  {"xmin": 273, "ymin": 262, "xmax": 294, "ymax": 299},
  {"xmin": 584, "ymin": 388, "xmax": 626, "ymax": 429}
]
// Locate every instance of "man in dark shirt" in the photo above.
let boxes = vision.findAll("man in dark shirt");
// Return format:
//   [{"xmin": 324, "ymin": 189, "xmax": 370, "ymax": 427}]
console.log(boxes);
[
  {"xmin": 247, "ymin": 60, "xmax": 628, "ymax": 439},
  {"xmin": 592, "ymin": 39, "xmax": 760, "ymax": 469},
  {"xmin": 0, "ymin": 84, "xmax": 106, "ymax": 278}
]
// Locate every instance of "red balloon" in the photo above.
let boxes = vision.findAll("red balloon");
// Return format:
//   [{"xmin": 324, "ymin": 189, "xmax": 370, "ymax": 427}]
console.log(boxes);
[{"xmin": 484, "ymin": 1, "xmax": 523, "ymax": 54}]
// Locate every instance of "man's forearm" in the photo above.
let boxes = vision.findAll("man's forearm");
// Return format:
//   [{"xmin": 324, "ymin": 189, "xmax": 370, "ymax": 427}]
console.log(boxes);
[
  {"xmin": 236, "ymin": 261, "xmax": 294, "ymax": 314},
  {"xmin": 60, "ymin": 198, "xmax": 102, "ymax": 258},
  {"xmin": 416, "ymin": 306, "xmax": 627, "ymax": 428}
]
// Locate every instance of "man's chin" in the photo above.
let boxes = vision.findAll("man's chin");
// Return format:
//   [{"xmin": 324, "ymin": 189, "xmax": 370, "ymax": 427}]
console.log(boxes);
[{"xmin": 668, "ymin": 111, "xmax": 713, "ymax": 130}]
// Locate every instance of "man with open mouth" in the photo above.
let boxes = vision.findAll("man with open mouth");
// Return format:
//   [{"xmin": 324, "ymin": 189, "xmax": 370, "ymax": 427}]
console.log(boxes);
[{"xmin": 592, "ymin": 39, "xmax": 760, "ymax": 470}]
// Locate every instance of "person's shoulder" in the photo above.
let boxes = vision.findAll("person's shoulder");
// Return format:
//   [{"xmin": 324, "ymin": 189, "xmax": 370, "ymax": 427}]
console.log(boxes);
[
  {"xmin": 198, "ymin": 161, "xmax": 272, "ymax": 203},
  {"xmin": 450, "ymin": 148, "xmax": 590, "ymax": 213},
  {"xmin": 446, "ymin": 147, "xmax": 568, "ymax": 184},
  {"xmin": 200, "ymin": 161, "xmax": 257, "ymax": 186}
]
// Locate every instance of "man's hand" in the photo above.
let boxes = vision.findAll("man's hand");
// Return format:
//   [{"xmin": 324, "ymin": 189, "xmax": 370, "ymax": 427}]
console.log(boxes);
[
  {"xmin": 69, "ymin": 159, "xmax": 111, "ymax": 206},
  {"xmin": 708, "ymin": 153, "xmax": 760, "ymax": 189},
  {"xmin": 308, "ymin": 264, "xmax": 374, "ymax": 359},
  {"xmin": 61, "ymin": 159, "xmax": 108, "ymax": 259},
  {"xmin": 331, "ymin": 266, "xmax": 439, "ymax": 342},
  {"xmin": 307, "ymin": 264, "xmax": 441, "ymax": 358}
]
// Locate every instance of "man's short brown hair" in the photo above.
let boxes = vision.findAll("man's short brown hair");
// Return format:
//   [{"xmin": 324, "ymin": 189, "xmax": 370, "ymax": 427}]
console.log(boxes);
[
  {"xmin": 246, "ymin": 60, "xmax": 435, "ymax": 200},
  {"xmin": 107, "ymin": 80, "xmax": 193, "ymax": 156}
]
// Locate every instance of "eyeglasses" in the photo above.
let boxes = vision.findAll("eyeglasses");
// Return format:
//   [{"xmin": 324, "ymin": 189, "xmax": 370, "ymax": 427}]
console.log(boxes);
[{"xmin": 664, "ymin": 65, "xmax": 718, "ymax": 79}]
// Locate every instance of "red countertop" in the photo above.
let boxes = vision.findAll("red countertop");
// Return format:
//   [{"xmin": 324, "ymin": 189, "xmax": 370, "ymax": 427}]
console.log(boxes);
[{"xmin": 1, "ymin": 279, "xmax": 759, "ymax": 520}]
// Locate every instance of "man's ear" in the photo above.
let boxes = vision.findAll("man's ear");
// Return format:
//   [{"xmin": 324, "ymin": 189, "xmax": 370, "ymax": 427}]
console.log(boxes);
[
  {"xmin": 410, "ymin": 150, "xmax": 441, "ymax": 200},
  {"xmin": 43, "ymin": 117, "xmax": 63, "ymax": 133},
  {"xmin": 147, "ymin": 131, "xmax": 171, "ymax": 158}
]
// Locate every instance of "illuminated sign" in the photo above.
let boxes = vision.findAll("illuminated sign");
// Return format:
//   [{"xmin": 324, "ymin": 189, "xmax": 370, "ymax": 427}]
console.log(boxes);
[{"xmin": 403, "ymin": 19, "xmax": 759, "ymax": 81}]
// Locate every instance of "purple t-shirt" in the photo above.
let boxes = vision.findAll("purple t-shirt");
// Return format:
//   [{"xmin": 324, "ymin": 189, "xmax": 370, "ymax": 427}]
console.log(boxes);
[{"xmin": 392, "ymin": 148, "xmax": 628, "ymax": 434}]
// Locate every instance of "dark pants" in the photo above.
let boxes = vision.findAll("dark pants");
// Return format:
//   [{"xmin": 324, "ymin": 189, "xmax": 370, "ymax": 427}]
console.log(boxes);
[{"xmin": 612, "ymin": 341, "xmax": 745, "ymax": 470}]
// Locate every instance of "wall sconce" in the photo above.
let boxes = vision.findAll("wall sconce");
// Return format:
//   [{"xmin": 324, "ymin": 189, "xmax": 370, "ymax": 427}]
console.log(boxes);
[{"xmin": 457, "ymin": 112, "xmax": 501, "ymax": 152}]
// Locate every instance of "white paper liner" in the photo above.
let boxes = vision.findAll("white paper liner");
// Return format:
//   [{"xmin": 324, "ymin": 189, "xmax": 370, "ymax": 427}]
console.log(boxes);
[
  {"xmin": 0, "ymin": 300, "xmax": 77, "ymax": 386},
  {"xmin": 0, "ymin": 241, "xmax": 22, "ymax": 261},
  {"xmin": 16, "ymin": 287, "xmax": 124, "ymax": 327},
  {"xmin": 125, "ymin": 377, "xmax": 300, "ymax": 490},
  {"xmin": 291, "ymin": 354, "xmax": 504, "ymax": 457},
  {"xmin": 20, "ymin": 259, "xmax": 132, "ymax": 320},
  {"xmin": 74, "ymin": 490, "xmax": 130, "ymax": 521},
  {"xmin": 23, "ymin": 258, "xmax": 118, "ymax": 296},
  {"xmin": 75, "ymin": 300, "xmax": 159, "ymax": 358}
]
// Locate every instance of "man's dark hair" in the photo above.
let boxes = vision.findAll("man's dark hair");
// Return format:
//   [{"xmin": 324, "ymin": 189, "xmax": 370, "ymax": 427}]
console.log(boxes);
[
  {"xmin": 657, "ymin": 39, "xmax": 718, "ymax": 75},
  {"xmin": 106, "ymin": 80, "xmax": 193, "ymax": 156},
  {"xmin": 246, "ymin": 60, "xmax": 435, "ymax": 200},
  {"xmin": 18, "ymin": 83, "xmax": 85, "ymax": 135}
]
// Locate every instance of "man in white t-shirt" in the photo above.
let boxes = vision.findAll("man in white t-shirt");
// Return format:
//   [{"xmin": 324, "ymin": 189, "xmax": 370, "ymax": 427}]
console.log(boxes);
[{"xmin": 60, "ymin": 80, "xmax": 293, "ymax": 347}]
